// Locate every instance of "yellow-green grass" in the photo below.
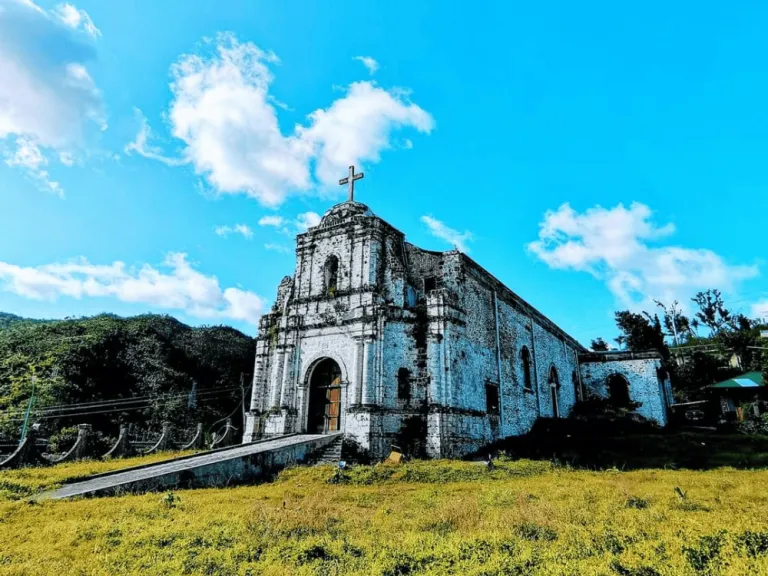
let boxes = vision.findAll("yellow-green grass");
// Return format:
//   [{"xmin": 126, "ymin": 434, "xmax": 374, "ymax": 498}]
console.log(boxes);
[
  {"xmin": 0, "ymin": 451, "xmax": 196, "ymax": 500},
  {"xmin": 2, "ymin": 458, "xmax": 768, "ymax": 575}
]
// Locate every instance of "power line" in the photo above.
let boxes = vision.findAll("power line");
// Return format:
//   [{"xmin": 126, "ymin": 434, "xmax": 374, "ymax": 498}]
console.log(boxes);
[
  {"xmin": 0, "ymin": 384, "xmax": 241, "ymax": 416},
  {"xmin": 0, "ymin": 386, "xmax": 241, "ymax": 420},
  {"xmin": 3, "ymin": 387, "xmax": 244, "ymax": 422},
  {"xmin": 0, "ymin": 386, "xmax": 240, "ymax": 418}
]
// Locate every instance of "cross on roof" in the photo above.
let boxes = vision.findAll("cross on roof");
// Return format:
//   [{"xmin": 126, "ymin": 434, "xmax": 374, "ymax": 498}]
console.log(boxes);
[{"xmin": 338, "ymin": 165, "xmax": 364, "ymax": 202}]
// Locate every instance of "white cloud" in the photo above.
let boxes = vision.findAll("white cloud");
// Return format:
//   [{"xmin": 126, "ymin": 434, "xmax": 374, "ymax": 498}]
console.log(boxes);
[
  {"xmin": 753, "ymin": 300, "xmax": 768, "ymax": 320},
  {"xmin": 257, "ymin": 211, "xmax": 320, "ymax": 236},
  {"xmin": 215, "ymin": 224, "xmax": 253, "ymax": 239},
  {"xmin": 295, "ymin": 211, "xmax": 321, "ymax": 232},
  {"xmin": 527, "ymin": 202, "xmax": 759, "ymax": 310},
  {"xmin": 3, "ymin": 137, "xmax": 63, "ymax": 196},
  {"xmin": 53, "ymin": 3, "xmax": 100, "ymax": 38},
  {"xmin": 264, "ymin": 243, "xmax": 292, "ymax": 255},
  {"xmin": 0, "ymin": 0, "xmax": 104, "ymax": 193},
  {"xmin": 421, "ymin": 215, "xmax": 473, "ymax": 253},
  {"xmin": 258, "ymin": 215, "xmax": 285, "ymax": 227},
  {"xmin": 297, "ymin": 81, "xmax": 434, "ymax": 187},
  {"xmin": 353, "ymin": 56, "xmax": 379, "ymax": 75},
  {"xmin": 124, "ymin": 108, "xmax": 185, "ymax": 166},
  {"xmin": 131, "ymin": 34, "xmax": 432, "ymax": 207},
  {"xmin": 0, "ymin": 253, "xmax": 266, "ymax": 325}
]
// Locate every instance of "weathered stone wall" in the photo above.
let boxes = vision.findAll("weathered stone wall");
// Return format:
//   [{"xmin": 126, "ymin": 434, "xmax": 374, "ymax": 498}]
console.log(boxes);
[
  {"xmin": 579, "ymin": 355, "xmax": 669, "ymax": 425},
  {"xmin": 420, "ymin": 253, "xmax": 583, "ymax": 457}
]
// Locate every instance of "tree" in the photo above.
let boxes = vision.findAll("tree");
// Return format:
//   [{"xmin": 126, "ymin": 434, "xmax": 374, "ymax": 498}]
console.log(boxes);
[
  {"xmin": 717, "ymin": 314, "xmax": 763, "ymax": 371},
  {"xmin": 590, "ymin": 338, "xmax": 610, "ymax": 351},
  {"xmin": 614, "ymin": 311, "xmax": 668, "ymax": 358},
  {"xmin": 691, "ymin": 289, "xmax": 731, "ymax": 334},
  {"xmin": 654, "ymin": 300, "xmax": 692, "ymax": 346}
]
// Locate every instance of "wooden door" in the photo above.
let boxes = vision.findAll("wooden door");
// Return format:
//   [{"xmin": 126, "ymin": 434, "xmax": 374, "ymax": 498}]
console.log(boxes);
[{"xmin": 325, "ymin": 376, "xmax": 341, "ymax": 432}]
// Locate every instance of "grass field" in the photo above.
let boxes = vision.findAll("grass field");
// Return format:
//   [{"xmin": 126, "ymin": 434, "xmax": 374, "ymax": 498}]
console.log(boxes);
[
  {"xmin": 0, "ymin": 450, "xmax": 196, "ymax": 500},
  {"xmin": 2, "ymin": 455, "xmax": 768, "ymax": 575}
]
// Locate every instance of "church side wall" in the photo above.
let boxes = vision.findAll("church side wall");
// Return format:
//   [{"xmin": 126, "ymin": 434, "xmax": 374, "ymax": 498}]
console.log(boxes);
[
  {"xmin": 427, "ymin": 262, "xmax": 582, "ymax": 457},
  {"xmin": 579, "ymin": 359, "xmax": 669, "ymax": 426}
]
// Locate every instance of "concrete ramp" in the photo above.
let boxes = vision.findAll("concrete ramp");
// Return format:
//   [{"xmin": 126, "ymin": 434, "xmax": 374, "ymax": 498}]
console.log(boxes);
[{"xmin": 40, "ymin": 433, "xmax": 341, "ymax": 500}]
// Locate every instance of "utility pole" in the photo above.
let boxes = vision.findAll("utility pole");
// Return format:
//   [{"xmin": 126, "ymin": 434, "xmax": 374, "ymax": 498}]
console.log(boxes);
[
  {"xmin": 239, "ymin": 372, "xmax": 246, "ymax": 427},
  {"xmin": 20, "ymin": 376, "xmax": 37, "ymax": 444}
]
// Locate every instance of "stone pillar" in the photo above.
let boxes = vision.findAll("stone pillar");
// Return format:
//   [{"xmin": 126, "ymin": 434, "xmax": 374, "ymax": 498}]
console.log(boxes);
[
  {"xmin": 427, "ymin": 333, "xmax": 443, "ymax": 406},
  {"xmin": 354, "ymin": 338, "xmax": 364, "ymax": 406},
  {"xmin": 361, "ymin": 338, "xmax": 374, "ymax": 405},
  {"xmin": 278, "ymin": 346, "xmax": 294, "ymax": 408},
  {"xmin": 250, "ymin": 352, "xmax": 268, "ymax": 412},
  {"xmin": 243, "ymin": 412, "xmax": 258, "ymax": 443},
  {"xmin": 73, "ymin": 424, "xmax": 92, "ymax": 460},
  {"xmin": 296, "ymin": 384, "xmax": 308, "ymax": 431},
  {"xmin": 269, "ymin": 349, "xmax": 285, "ymax": 408}
]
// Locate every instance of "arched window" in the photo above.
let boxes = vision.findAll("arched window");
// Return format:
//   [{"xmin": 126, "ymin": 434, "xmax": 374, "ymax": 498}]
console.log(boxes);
[
  {"xmin": 520, "ymin": 347, "xmax": 532, "ymax": 390},
  {"xmin": 485, "ymin": 382, "xmax": 500, "ymax": 415},
  {"xmin": 572, "ymin": 371, "xmax": 581, "ymax": 402},
  {"xmin": 607, "ymin": 374, "xmax": 631, "ymax": 407},
  {"xmin": 397, "ymin": 368, "xmax": 411, "ymax": 401},
  {"xmin": 549, "ymin": 366, "xmax": 560, "ymax": 418},
  {"xmin": 323, "ymin": 255, "xmax": 339, "ymax": 295}
]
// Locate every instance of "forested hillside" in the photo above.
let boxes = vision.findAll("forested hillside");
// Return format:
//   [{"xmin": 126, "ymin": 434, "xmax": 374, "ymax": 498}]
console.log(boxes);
[
  {"xmin": 0, "ymin": 313, "xmax": 256, "ymax": 442},
  {"xmin": 0, "ymin": 312, "xmax": 48, "ymax": 330}
]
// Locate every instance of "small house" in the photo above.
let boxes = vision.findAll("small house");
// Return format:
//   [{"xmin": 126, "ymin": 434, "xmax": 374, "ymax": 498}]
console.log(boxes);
[{"xmin": 711, "ymin": 372, "xmax": 765, "ymax": 421}]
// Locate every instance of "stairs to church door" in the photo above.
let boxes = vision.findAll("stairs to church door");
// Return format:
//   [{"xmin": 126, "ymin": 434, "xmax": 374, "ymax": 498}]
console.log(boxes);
[{"xmin": 312, "ymin": 436, "xmax": 343, "ymax": 465}]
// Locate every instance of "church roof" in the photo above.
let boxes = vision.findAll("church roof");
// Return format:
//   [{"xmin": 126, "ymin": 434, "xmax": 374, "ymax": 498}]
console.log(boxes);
[{"xmin": 318, "ymin": 201, "xmax": 375, "ymax": 228}]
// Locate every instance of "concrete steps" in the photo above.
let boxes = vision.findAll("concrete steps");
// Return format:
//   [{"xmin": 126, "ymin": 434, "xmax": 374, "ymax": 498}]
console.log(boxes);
[
  {"xmin": 39, "ymin": 432, "xmax": 343, "ymax": 500},
  {"xmin": 313, "ymin": 436, "xmax": 343, "ymax": 465}
]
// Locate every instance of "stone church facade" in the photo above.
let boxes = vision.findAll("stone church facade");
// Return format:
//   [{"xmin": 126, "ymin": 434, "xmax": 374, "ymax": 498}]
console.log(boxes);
[{"xmin": 243, "ymin": 192, "xmax": 673, "ymax": 458}]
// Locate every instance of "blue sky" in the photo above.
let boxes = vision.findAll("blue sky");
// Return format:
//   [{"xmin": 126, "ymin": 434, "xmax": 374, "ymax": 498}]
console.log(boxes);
[{"xmin": 1, "ymin": 0, "xmax": 767, "ymax": 344}]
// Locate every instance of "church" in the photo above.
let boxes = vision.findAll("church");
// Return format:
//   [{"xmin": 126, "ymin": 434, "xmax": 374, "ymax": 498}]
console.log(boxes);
[{"xmin": 243, "ymin": 167, "xmax": 673, "ymax": 458}]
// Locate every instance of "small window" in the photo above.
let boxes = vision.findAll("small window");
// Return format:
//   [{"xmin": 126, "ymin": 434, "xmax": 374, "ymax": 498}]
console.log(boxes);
[
  {"xmin": 549, "ymin": 366, "xmax": 560, "ymax": 418},
  {"xmin": 572, "ymin": 371, "xmax": 581, "ymax": 401},
  {"xmin": 607, "ymin": 374, "xmax": 631, "ymax": 407},
  {"xmin": 485, "ymin": 383, "xmax": 499, "ymax": 415},
  {"xmin": 423, "ymin": 277, "xmax": 437, "ymax": 293},
  {"xmin": 397, "ymin": 368, "xmax": 411, "ymax": 401},
  {"xmin": 405, "ymin": 286, "xmax": 417, "ymax": 308},
  {"xmin": 521, "ymin": 347, "xmax": 532, "ymax": 390},
  {"xmin": 324, "ymin": 255, "xmax": 339, "ymax": 295},
  {"xmin": 549, "ymin": 367, "xmax": 560, "ymax": 388}
]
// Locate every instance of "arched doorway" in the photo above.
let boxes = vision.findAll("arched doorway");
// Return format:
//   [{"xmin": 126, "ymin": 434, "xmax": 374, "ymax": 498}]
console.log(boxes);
[
  {"xmin": 549, "ymin": 366, "xmax": 560, "ymax": 418},
  {"xmin": 306, "ymin": 358, "xmax": 342, "ymax": 433},
  {"xmin": 607, "ymin": 374, "xmax": 631, "ymax": 407}
]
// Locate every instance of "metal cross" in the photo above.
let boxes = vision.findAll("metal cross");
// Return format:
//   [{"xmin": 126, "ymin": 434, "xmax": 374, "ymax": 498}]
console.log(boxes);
[{"xmin": 338, "ymin": 165, "xmax": 364, "ymax": 201}]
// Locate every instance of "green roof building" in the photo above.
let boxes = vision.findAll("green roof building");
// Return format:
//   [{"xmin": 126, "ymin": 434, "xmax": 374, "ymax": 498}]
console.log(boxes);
[
  {"xmin": 711, "ymin": 372, "xmax": 764, "ymax": 389},
  {"xmin": 711, "ymin": 372, "xmax": 765, "ymax": 420}
]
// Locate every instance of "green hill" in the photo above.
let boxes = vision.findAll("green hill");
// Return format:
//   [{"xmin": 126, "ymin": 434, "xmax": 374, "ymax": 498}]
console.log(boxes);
[
  {"xmin": 0, "ymin": 312, "xmax": 256, "ymax": 441},
  {"xmin": 0, "ymin": 312, "xmax": 48, "ymax": 329}
]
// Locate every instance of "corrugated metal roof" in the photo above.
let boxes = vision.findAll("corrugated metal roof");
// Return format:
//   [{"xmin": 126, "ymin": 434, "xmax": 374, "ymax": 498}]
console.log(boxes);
[{"xmin": 711, "ymin": 372, "xmax": 764, "ymax": 389}]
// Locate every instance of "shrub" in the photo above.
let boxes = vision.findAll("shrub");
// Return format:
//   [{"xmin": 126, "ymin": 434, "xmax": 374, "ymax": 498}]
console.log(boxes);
[
  {"xmin": 737, "ymin": 409, "xmax": 768, "ymax": 436},
  {"xmin": 625, "ymin": 496, "xmax": 650, "ymax": 509},
  {"xmin": 570, "ymin": 394, "xmax": 645, "ymax": 421},
  {"xmin": 683, "ymin": 532, "xmax": 726, "ymax": 574},
  {"xmin": 610, "ymin": 561, "xmax": 661, "ymax": 576},
  {"xmin": 341, "ymin": 437, "xmax": 373, "ymax": 465},
  {"xmin": 161, "ymin": 491, "xmax": 179, "ymax": 509},
  {"xmin": 48, "ymin": 426, "xmax": 79, "ymax": 454},
  {"xmin": 736, "ymin": 531, "xmax": 768, "ymax": 558},
  {"xmin": 48, "ymin": 426, "xmax": 112, "ymax": 457},
  {"xmin": 516, "ymin": 522, "xmax": 557, "ymax": 542}
]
